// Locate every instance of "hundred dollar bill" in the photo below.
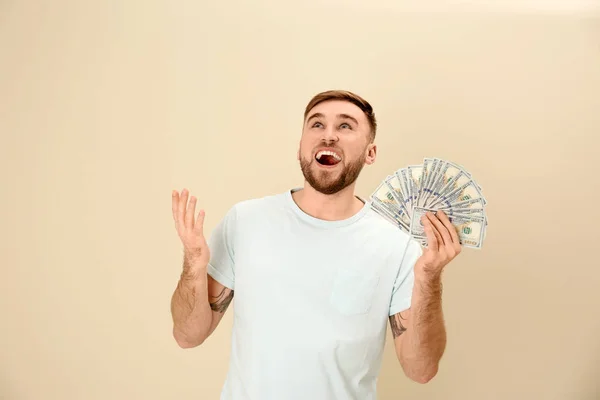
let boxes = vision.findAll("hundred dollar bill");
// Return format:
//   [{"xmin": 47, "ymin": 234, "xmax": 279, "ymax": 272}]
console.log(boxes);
[
  {"xmin": 417, "ymin": 158, "xmax": 433, "ymax": 208},
  {"xmin": 384, "ymin": 174, "xmax": 410, "ymax": 220},
  {"xmin": 370, "ymin": 182, "xmax": 411, "ymax": 230},
  {"xmin": 417, "ymin": 158, "xmax": 431, "ymax": 208},
  {"xmin": 422, "ymin": 158, "xmax": 441, "ymax": 207},
  {"xmin": 444, "ymin": 208, "xmax": 486, "ymax": 218},
  {"xmin": 409, "ymin": 206, "xmax": 486, "ymax": 249},
  {"xmin": 398, "ymin": 168, "xmax": 412, "ymax": 215},
  {"xmin": 371, "ymin": 197, "xmax": 410, "ymax": 232},
  {"xmin": 422, "ymin": 158, "xmax": 448, "ymax": 207},
  {"xmin": 428, "ymin": 178, "xmax": 487, "ymax": 209},
  {"xmin": 425, "ymin": 158, "xmax": 445, "ymax": 205},
  {"xmin": 370, "ymin": 197, "xmax": 394, "ymax": 219},
  {"xmin": 425, "ymin": 160, "xmax": 483, "ymax": 208},
  {"xmin": 444, "ymin": 197, "xmax": 487, "ymax": 224},
  {"xmin": 407, "ymin": 164, "xmax": 423, "ymax": 208},
  {"xmin": 438, "ymin": 197, "xmax": 485, "ymax": 210},
  {"xmin": 393, "ymin": 170, "xmax": 412, "ymax": 216},
  {"xmin": 423, "ymin": 160, "xmax": 458, "ymax": 207}
]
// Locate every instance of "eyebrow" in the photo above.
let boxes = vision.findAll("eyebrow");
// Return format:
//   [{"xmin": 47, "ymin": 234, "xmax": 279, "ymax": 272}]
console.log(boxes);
[{"xmin": 306, "ymin": 112, "xmax": 359, "ymax": 125}]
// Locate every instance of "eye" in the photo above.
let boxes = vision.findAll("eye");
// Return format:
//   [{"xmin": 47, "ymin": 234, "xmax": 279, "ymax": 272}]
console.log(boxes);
[
  {"xmin": 312, "ymin": 121, "xmax": 324, "ymax": 128},
  {"xmin": 339, "ymin": 123, "xmax": 352, "ymax": 129}
]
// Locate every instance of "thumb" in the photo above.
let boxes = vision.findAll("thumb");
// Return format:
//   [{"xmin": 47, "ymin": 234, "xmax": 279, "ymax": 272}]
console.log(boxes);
[{"xmin": 194, "ymin": 209, "xmax": 206, "ymax": 236}]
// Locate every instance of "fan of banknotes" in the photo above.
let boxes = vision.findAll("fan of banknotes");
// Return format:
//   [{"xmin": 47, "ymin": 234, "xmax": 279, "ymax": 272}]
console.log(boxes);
[{"xmin": 369, "ymin": 157, "xmax": 487, "ymax": 249}]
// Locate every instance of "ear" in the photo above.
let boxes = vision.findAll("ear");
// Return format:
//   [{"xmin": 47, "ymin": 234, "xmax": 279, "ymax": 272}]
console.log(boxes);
[{"xmin": 364, "ymin": 143, "xmax": 377, "ymax": 165}]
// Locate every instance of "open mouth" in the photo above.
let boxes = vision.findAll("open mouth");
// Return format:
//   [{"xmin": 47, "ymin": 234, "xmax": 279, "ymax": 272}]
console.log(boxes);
[{"xmin": 315, "ymin": 150, "xmax": 342, "ymax": 167}]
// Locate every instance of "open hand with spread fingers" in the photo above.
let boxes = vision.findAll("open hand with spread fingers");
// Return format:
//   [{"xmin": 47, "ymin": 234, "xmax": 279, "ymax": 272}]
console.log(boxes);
[
  {"xmin": 171, "ymin": 188, "xmax": 210, "ymax": 269},
  {"xmin": 415, "ymin": 210, "xmax": 462, "ymax": 278}
]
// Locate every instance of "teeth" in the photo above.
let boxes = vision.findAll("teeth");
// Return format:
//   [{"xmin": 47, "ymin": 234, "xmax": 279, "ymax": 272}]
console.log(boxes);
[{"xmin": 316, "ymin": 150, "xmax": 342, "ymax": 161}]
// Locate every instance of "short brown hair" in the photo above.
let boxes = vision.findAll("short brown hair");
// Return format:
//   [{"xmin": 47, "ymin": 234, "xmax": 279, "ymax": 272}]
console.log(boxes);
[{"xmin": 303, "ymin": 90, "xmax": 377, "ymax": 141}]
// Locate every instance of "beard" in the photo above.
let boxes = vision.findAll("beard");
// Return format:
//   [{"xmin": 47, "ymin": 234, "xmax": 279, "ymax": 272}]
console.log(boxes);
[{"xmin": 299, "ymin": 153, "xmax": 366, "ymax": 195}]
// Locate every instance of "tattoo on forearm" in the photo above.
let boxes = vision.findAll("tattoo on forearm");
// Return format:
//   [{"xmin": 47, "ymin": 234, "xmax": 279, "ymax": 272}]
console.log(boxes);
[
  {"xmin": 209, "ymin": 287, "xmax": 234, "ymax": 313},
  {"xmin": 389, "ymin": 312, "xmax": 407, "ymax": 338}
]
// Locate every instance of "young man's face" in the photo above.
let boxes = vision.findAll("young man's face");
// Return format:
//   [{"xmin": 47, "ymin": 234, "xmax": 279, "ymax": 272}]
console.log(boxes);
[{"xmin": 298, "ymin": 99, "xmax": 376, "ymax": 195}]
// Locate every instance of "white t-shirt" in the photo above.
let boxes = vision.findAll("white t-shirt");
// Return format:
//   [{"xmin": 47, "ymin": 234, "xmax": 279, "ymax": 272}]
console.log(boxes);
[{"xmin": 207, "ymin": 189, "xmax": 423, "ymax": 400}]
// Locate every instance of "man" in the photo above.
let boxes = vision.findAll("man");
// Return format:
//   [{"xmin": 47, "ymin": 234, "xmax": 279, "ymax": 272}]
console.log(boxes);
[{"xmin": 170, "ymin": 90, "xmax": 462, "ymax": 399}]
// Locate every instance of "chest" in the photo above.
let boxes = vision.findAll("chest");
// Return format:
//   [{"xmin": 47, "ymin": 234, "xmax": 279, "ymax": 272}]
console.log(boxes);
[{"xmin": 231, "ymin": 223, "xmax": 400, "ymax": 336}]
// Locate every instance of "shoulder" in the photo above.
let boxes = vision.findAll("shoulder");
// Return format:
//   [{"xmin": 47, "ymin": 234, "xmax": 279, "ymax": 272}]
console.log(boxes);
[
  {"xmin": 208, "ymin": 192, "xmax": 286, "ymax": 242},
  {"xmin": 221, "ymin": 191, "xmax": 288, "ymax": 224},
  {"xmin": 229, "ymin": 192, "xmax": 286, "ymax": 213}
]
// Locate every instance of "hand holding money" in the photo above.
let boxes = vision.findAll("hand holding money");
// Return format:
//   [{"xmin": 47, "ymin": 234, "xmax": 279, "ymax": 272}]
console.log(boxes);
[
  {"xmin": 415, "ymin": 209, "xmax": 462, "ymax": 277},
  {"xmin": 370, "ymin": 157, "xmax": 488, "ymax": 249}
]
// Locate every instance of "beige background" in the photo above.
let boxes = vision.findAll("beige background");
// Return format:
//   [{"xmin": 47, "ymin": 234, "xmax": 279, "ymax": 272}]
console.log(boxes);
[{"xmin": 2, "ymin": 1, "xmax": 600, "ymax": 399}]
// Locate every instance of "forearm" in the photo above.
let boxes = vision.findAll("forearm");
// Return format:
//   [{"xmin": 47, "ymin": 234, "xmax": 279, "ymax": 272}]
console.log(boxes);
[
  {"xmin": 170, "ymin": 253, "xmax": 213, "ymax": 347},
  {"xmin": 401, "ymin": 270, "xmax": 447, "ymax": 381}
]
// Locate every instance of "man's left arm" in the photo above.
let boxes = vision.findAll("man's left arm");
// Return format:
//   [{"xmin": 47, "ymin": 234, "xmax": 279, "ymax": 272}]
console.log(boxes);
[{"xmin": 390, "ymin": 210, "xmax": 462, "ymax": 384}]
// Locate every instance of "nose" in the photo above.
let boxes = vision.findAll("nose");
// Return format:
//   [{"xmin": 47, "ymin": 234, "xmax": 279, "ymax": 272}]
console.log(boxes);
[{"xmin": 321, "ymin": 126, "xmax": 339, "ymax": 144}]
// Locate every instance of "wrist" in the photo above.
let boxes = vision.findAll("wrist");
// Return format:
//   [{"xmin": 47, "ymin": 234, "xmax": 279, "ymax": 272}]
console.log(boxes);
[
  {"xmin": 182, "ymin": 251, "xmax": 207, "ymax": 280},
  {"xmin": 181, "ymin": 266, "xmax": 206, "ymax": 281},
  {"xmin": 414, "ymin": 267, "xmax": 443, "ymax": 294},
  {"xmin": 414, "ymin": 263, "xmax": 443, "ymax": 284}
]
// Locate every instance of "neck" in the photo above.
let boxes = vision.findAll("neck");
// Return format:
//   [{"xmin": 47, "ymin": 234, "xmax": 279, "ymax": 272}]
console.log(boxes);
[{"xmin": 292, "ymin": 182, "xmax": 365, "ymax": 221}]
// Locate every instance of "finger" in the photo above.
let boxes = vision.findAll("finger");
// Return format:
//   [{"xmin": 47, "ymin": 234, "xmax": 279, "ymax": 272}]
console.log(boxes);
[
  {"xmin": 185, "ymin": 195, "xmax": 197, "ymax": 230},
  {"xmin": 427, "ymin": 212, "xmax": 452, "ymax": 247},
  {"xmin": 172, "ymin": 190, "xmax": 180, "ymax": 226},
  {"xmin": 436, "ymin": 210, "xmax": 460, "ymax": 247},
  {"xmin": 432, "ymin": 221, "xmax": 444, "ymax": 247},
  {"xmin": 194, "ymin": 209, "xmax": 206, "ymax": 237},
  {"xmin": 178, "ymin": 188, "xmax": 188, "ymax": 229},
  {"xmin": 422, "ymin": 216, "xmax": 438, "ymax": 251},
  {"xmin": 423, "ymin": 213, "xmax": 444, "ymax": 247},
  {"xmin": 427, "ymin": 216, "xmax": 444, "ymax": 248}
]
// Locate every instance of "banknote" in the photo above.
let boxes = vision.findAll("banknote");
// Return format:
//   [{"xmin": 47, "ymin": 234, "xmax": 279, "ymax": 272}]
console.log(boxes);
[
  {"xmin": 419, "ymin": 158, "xmax": 442, "ymax": 208},
  {"xmin": 370, "ymin": 198, "xmax": 407, "ymax": 229},
  {"xmin": 422, "ymin": 159, "xmax": 462, "ymax": 207},
  {"xmin": 438, "ymin": 197, "xmax": 485, "ymax": 210},
  {"xmin": 384, "ymin": 175, "xmax": 410, "ymax": 218},
  {"xmin": 409, "ymin": 207, "xmax": 486, "ymax": 249},
  {"xmin": 398, "ymin": 168, "xmax": 412, "ymax": 216},
  {"xmin": 369, "ymin": 157, "xmax": 488, "ymax": 249},
  {"xmin": 370, "ymin": 181, "xmax": 411, "ymax": 230}
]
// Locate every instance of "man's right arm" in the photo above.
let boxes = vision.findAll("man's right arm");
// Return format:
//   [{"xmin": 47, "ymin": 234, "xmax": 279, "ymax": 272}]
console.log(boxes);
[
  {"xmin": 170, "ymin": 189, "xmax": 236, "ymax": 348},
  {"xmin": 171, "ymin": 252, "xmax": 234, "ymax": 348}
]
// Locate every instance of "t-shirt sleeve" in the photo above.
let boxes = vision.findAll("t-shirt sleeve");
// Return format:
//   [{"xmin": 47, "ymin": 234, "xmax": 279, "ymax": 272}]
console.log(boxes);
[
  {"xmin": 388, "ymin": 238, "xmax": 423, "ymax": 316},
  {"xmin": 206, "ymin": 206, "xmax": 237, "ymax": 290}
]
